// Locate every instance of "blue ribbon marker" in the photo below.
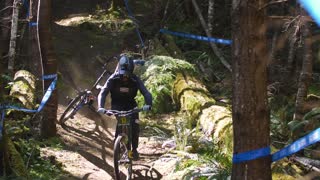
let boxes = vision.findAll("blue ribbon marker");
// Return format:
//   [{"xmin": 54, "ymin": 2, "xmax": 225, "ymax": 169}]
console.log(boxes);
[
  {"xmin": 123, "ymin": 0, "xmax": 144, "ymax": 47},
  {"xmin": 233, "ymin": 146, "xmax": 270, "ymax": 163},
  {"xmin": 159, "ymin": 29, "xmax": 232, "ymax": 45},
  {"xmin": 272, "ymin": 127, "xmax": 320, "ymax": 162},
  {"xmin": 299, "ymin": 0, "xmax": 320, "ymax": 26},
  {"xmin": 0, "ymin": 74, "xmax": 57, "ymax": 141}
]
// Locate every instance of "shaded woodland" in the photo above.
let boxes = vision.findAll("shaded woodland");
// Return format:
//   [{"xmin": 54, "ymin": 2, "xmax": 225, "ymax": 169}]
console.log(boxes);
[{"xmin": 1, "ymin": 0, "xmax": 320, "ymax": 179}]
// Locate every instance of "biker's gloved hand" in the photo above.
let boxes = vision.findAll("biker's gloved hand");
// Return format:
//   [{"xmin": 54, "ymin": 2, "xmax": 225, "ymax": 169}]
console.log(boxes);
[
  {"xmin": 97, "ymin": 108, "xmax": 106, "ymax": 114},
  {"xmin": 142, "ymin": 105, "xmax": 151, "ymax": 111},
  {"xmin": 105, "ymin": 111, "xmax": 113, "ymax": 116}
]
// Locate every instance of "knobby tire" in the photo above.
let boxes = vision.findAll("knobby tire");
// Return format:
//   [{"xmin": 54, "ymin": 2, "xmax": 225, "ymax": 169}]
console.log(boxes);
[
  {"xmin": 114, "ymin": 135, "xmax": 132, "ymax": 180},
  {"xmin": 59, "ymin": 92, "xmax": 85, "ymax": 125}
]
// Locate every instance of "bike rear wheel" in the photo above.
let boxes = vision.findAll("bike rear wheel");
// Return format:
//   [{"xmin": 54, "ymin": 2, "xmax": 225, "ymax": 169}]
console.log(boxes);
[
  {"xmin": 59, "ymin": 92, "xmax": 85, "ymax": 125},
  {"xmin": 114, "ymin": 135, "xmax": 132, "ymax": 180}
]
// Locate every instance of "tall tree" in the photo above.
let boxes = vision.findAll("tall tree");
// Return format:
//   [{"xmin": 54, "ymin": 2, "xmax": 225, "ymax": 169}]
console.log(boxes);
[
  {"xmin": 231, "ymin": 0, "xmax": 271, "ymax": 179},
  {"xmin": 293, "ymin": 8, "xmax": 313, "ymax": 121},
  {"xmin": 207, "ymin": 0, "xmax": 214, "ymax": 33},
  {"xmin": 7, "ymin": 0, "xmax": 21, "ymax": 76},
  {"xmin": 38, "ymin": 0, "xmax": 57, "ymax": 138},
  {"xmin": 0, "ymin": 0, "xmax": 13, "ymax": 76},
  {"xmin": 0, "ymin": 0, "xmax": 13, "ymax": 175},
  {"xmin": 191, "ymin": 0, "xmax": 232, "ymax": 72},
  {"xmin": 28, "ymin": 0, "xmax": 43, "ymax": 78}
]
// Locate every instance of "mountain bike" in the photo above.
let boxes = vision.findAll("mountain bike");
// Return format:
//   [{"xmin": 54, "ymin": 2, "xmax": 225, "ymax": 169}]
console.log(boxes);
[
  {"xmin": 59, "ymin": 55, "xmax": 146, "ymax": 126},
  {"xmin": 59, "ymin": 60, "xmax": 114, "ymax": 125},
  {"xmin": 102, "ymin": 107, "xmax": 147, "ymax": 180}
]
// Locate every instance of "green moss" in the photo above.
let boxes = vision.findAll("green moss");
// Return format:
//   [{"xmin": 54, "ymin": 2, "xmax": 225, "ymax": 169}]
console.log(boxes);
[
  {"xmin": 271, "ymin": 160, "xmax": 303, "ymax": 179},
  {"xmin": 4, "ymin": 133, "xmax": 29, "ymax": 179},
  {"xmin": 136, "ymin": 56, "xmax": 196, "ymax": 113}
]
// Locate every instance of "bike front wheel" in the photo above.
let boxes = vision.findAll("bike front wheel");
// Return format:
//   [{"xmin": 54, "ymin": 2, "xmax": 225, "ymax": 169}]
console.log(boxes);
[
  {"xmin": 114, "ymin": 135, "xmax": 132, "ymax": 180},
  {"xmin": 59, "ymin": 92, "xmax": 85, "ymax": 125}
]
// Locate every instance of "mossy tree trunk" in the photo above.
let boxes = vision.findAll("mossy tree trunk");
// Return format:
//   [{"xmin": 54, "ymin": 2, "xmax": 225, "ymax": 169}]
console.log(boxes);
[{"xmin": 172, "ymin": 73, "xmax": 232, "ymax": 153}]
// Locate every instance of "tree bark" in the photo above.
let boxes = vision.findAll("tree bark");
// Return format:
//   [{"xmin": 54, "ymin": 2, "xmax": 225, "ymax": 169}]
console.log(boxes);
[
  {"xmin": 28, "ymin": 0, "xmax": 43, "ymax": 78},
  {"xmin": 38, "ymin": 0, "xmax": 57, "ymax": 138},
  {"xmin": 0, "ymin": 0, "xmax": 13, "ymax": 76},
  {"xmin": 191, "ymin": 0, "xmax": 232, "ymax": 72},
  {"xmin": 231, "ymin": 0, "xmax": 271, "ymax": 179},
  {"xmin": 293, "ymin": 9, "xmax": 313, "ymax": 121},
  {"xmin": 7, "ymin": 0, "xmax": 21, "ymax": 76},
  {"xmin": 0, "ymin": 0, "xmax": 13, "ymax": 175},
  {"xmin": 208, "ymin": 0, "xmax": 214, "ymax": 33}
]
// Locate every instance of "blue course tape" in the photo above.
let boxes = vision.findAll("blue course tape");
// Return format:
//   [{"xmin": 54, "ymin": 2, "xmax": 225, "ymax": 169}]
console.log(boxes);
[
  {"xmin": 272, "ymin": 127, "xmax": 320, "ymax": 162},
  {"xmin": 29, "ymin": 22, "xmax": 38, "ymax": 27},
  {"xmin": 0, "ymin": 74, "xmax": 57, "ymax": 113},
  {"xmin": 299, "ymin": 0, "xmax": 320, "ymax": 27},
  {"xmin": 123, "ymin": 0, "xmax": 144, "ymax": 47},
  {"xmin": 233, "ymin": 146, "xmax": 270, "ymax": 163},
  {"xmin": 0, "ymin": 74, "xmax": 57, "ymax": 140},
  {"xmin": 159, "ymin": 29, "xmax": 232, "ymax": 45},
  {"xmin": 23, "ymin": 0, "xmax": 29, "ymax": 18},
  {"xmin": 123, "ymin": 0, "xmax": 134, "ymax": 17}
]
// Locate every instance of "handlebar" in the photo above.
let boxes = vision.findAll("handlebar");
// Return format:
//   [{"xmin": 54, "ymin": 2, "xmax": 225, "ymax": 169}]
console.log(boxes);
[{"xmin": 102, "ymin": 108, "xmax": 144, "ymax": 116}]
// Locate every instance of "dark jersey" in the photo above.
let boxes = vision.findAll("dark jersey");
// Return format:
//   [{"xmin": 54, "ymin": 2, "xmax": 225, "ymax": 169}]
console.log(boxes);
[{"xmin": 97, "ymin": 73, "xmax": 152, "ymax": 110}]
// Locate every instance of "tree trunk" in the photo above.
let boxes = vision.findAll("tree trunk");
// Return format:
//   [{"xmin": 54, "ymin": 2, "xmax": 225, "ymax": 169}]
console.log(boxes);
[
  {"xmin": 293, "ymin": 9, "xmax": 313, "ymax": 121},
  {"xmin": 7, "ymin": 0, "xmax": 21, "ymax": 76},
  {"xmin": 29, "ymin": 0, "xmax": 43, "ymax": 78},
  {"xmin": 0, "ymin": 0, "xmax": 13, "ymax": 76},
  {"xmin": 231, "ymin": 0, "xmax": 271, "ymax": 179},
  {"xmin": 191, "ymin": 0, "xmax": 232, "ymax": 72},
  {"xmin": 38, "ymin": 0, "xmax": 57, "ymax": 138},
  {"xmin": 0, "ymin": 0, "xmax": 13, "ymax": 175},
  {"xmin": 208, "ymin": 0, "xmax": 214, "ymax": 33}
]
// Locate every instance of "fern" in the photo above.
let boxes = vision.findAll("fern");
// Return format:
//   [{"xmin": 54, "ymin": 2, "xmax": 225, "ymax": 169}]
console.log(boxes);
[{"xmin": 136, "ymin": 56, "xmax": 196, "ymax": 113}]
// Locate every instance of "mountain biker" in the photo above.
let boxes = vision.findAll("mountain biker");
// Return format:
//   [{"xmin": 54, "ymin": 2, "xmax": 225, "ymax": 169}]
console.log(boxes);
[{"xmin": 97, "ymin": 54, "xmax": 152, "ymax": 160}]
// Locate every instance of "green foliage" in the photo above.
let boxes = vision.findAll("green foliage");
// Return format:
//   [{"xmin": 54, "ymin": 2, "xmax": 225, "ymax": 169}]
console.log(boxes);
[
  {"xmin": 174, "ymin": 143, "xmax": 232, "ymax": 179},
  {"xmin": 173, "ymin": 118, "xmax": 190, "ymax": 151},
  {"xmin": 14, "ymin": 138, "xmax": 65, "ymax": 180},
  {"xmin": 308, "ymin": 84, "xmax": 320, "ymax": 96},
  {"xmin": 175, "ymin": 159, "xmax": 202, "ymax": 171},
  {"xmin": 3, "ymin": 112, "xmax": 65, "ymax": 179},
  {"xmin": 287, "ymin": 108, "xmax": 320, "ymax": 139},
  {"xmin": 136, "ymin": 56, "xmax": 196, "ymax": 113},
  {"xmin": 269, "ymin": 95, "xmax": 295, "ymax": 140},
  {"xmin": 6, "ymin": 115, "xmax": 31, "ymax": 140}
]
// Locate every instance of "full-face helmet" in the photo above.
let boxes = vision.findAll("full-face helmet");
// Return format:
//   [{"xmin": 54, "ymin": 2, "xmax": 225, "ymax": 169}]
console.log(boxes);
[{"xmin": 118, "ymin": 55, "xmax": 134, "ymax": 77}]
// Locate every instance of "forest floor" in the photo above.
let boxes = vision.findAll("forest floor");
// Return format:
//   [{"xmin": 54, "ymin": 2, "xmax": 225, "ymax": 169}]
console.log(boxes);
[{"xmin": 41, "ymin": 104, "xmax": 178, "ymax": 180}]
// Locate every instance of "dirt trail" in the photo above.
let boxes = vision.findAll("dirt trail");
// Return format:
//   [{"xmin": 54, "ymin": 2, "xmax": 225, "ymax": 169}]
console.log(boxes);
[{"xmin": 42, "ymin": 105, "xmax": 175, "ymax": 180}]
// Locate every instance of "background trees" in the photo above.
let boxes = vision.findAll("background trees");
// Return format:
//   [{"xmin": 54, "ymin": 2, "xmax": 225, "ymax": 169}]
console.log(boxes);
[{"xmin": 0, "ymin": 0, "xmax": 320, "ymax": 178}]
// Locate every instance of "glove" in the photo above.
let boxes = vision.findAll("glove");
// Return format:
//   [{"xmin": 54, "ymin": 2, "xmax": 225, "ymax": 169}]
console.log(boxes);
[
  {"xmin": 97, "ymin": 108, "xmax": 106, "ymax": 114},
  {"xmin": 142, "ymin": 105, "xmax": 151, "ymax": 111},
  {"xmin": 105, "ymin": 111, "xmax": 113, "ymax": 116}
]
